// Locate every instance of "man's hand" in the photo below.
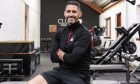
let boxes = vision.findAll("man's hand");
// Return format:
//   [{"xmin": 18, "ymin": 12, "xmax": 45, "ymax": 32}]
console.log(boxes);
[{"xmin": 56, "ymin": 49, "xmax": 65, "ymax": 61}]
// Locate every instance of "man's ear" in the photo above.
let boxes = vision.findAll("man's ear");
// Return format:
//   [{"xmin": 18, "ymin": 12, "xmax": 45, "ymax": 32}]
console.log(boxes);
[
  {"xmin": 79, "ymin": 11, "xmax": 82, "ymax": 18},
  {"xmin": 64, "ymin": 10, "xmax": 67, "ymax": 18}
]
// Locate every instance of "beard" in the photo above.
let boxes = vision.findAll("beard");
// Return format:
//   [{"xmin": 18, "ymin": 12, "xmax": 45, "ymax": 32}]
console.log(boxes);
[{"xmin": 66, "ymin": 16, "xmax": 78, "ymax": 25}]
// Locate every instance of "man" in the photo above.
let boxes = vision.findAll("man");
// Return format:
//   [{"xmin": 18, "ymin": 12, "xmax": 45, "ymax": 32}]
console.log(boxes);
[{"xmin": 28, "ymin": 1, "xmax": 91, "ymax": 84}]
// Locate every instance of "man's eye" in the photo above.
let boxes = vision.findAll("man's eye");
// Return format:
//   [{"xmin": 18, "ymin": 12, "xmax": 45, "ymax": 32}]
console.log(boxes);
[
  {"xmin": 66, "ymin": 10, "xmax": 77, "ymax": 13},
  {"xmin": 66, "ymin": 10, "xmax": 70, "ymax": 13},
  {"xmin": 72, "ymin": 11, "xmax": 77, "ymax": 13}
]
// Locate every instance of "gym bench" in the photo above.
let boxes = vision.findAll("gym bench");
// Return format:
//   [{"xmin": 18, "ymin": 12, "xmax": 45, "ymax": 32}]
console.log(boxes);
[{"xmin": 90, "ymin": 64, "xmax": 125, "ymax": 84}]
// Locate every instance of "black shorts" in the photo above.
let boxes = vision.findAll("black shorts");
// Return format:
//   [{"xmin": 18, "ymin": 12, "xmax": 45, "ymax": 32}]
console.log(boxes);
[{"xmin": 41, "ymin": 68, "xmax": 89, "ymax": 84}]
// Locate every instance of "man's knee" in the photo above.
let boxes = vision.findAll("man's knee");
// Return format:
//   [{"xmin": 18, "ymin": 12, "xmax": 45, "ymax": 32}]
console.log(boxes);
[{"xmin": 28, "ymin": 75, "xmax": 48, "ymax": 84}]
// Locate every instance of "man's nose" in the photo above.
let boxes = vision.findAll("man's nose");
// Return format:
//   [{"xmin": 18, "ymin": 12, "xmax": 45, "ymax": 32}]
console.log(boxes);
[{"xmin": 69, "ymin": 12, "xmax": 73, "ymax": 16}]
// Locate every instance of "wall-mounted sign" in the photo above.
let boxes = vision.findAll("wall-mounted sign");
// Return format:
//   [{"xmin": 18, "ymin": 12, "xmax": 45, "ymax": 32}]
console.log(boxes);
[
  {"xmin": 49, "ymin": 25, "xmax": 57, "ymax": 32},
  {"xmin": 58, "ymin": 18, "xmax": 67, "ymax": 26},
  {"xmin": 57, "ymin": 18, "xmax": 83, "ymax": 27}
]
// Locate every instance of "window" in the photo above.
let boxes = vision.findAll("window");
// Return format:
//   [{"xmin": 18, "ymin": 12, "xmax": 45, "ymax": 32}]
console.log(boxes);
[
  {"xmin": 116, "ymin": 13, "xmax": 121, "ymax": 37},
  {"xmin": 106, "ymin": 17, "xmax": 111, "ymax": 37}
]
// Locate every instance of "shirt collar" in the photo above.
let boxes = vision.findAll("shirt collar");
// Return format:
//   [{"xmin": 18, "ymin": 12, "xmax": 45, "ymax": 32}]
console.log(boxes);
[{"xmin": 67, "ymin": 21, "xmax": 81, "ymax": 31}]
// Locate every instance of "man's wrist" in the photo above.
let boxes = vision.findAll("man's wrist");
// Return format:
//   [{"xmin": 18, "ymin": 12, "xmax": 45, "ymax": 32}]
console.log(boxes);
[{"xmin": 56, "ymin": 49, "xmax": 65, "ymax": 61}]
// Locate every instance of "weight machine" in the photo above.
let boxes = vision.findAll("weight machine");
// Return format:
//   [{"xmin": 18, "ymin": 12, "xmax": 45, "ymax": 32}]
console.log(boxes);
[
  {"xmin": 94, "ymin": 23, "xmax": 140, "ymax": 64},
  {"xmin": 121, "ymin": 53, "xmax": 140, "ymax": 84},
  {"xmin": 90, "ymin": 23, "xmax": 140, "ymax": 84},
  {"xmin": 89, "ymin": 26, "xmax": 106, "ymax": 60}
]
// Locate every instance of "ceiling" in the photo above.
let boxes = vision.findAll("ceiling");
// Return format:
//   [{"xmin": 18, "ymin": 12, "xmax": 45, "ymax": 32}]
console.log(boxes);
[
  {"xmin": 91, "ymin": 0, "xmax": 113, "ymax": 7},
  {"xmin": 78, "ymin": 0, "xmax": 122, "ymax": 13}
]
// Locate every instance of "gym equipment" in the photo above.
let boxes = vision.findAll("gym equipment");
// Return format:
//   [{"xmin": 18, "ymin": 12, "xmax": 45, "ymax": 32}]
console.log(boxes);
[
  {"xmin": 90, "ymin": 64, "xmax": 126, "ymax": 80},
  {"xmin": 123, "ymin": 41, "xmax": 137, "ymax": 54},
  {"xmin": 90, "ymin": 40, "xmax": 117, "ymax": 63},
  {"xmin": 90, "ymin": 53, "xmax": 140, "ymax": 84},
  {"xmin": 0, "ymin": 59, "xmax": 23, "ymax": 82},
  {"xmin": 94, "ymin": 23, "xmax": 140, "ymax": 64},
  {"xmin": 90, "ymin": 26, "xmax": 105, "ymax": 47},
  {"xmin": 91, "ymin": 80, "xmax": 120, "ymax": 84},
  {"xmin": 0, "ymin": 22, "xmax": 2, "ymax": 28},
  {"xmin": 121, "ymin": 53, "xmax": 140, "ymax": 84},
  {"xmin": 0, "ymin": 81, "xmax": 27, "ymax": 84},
  {"xmin": 90, "ymin": 23, "xmax": 140, "ymax": 84},
  {"xmin": 138, "ymin": 30, "xmax": 140, "ymax": 40},
  {"xmin": 41, "ymin": 38, "xmax": 52, "ymax": 52},
  {"xmin": 126, "ymin": 0, "xmax": 136, "ymax": 5},
  {"xmin": 89, "ymin": 26, "xmax": 105, "ymax": 59},
  {"xmin": 0, "ymin": 41, "xmax": 40, "ymax": 77}
]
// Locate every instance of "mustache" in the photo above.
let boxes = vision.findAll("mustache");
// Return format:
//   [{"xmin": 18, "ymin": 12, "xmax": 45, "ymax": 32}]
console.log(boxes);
[{"xmin": 67, "ymin": 16, "xmax": 75, "ymax": 18}]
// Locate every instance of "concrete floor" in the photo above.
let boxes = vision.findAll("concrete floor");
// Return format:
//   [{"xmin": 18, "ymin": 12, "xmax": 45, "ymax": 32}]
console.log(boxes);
[
  {"xmin": 1, "ymin": 52, "xmax": 140, "ymax": 84},
  {"xmin": 24, "ymin": 52, "xmax": 59, "ymax": 81}
]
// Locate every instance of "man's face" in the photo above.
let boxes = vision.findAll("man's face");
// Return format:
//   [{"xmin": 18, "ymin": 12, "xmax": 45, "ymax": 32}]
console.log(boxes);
[{"xmin": 64, "ymin": 5, "xmax": 82, "ymax": 25}]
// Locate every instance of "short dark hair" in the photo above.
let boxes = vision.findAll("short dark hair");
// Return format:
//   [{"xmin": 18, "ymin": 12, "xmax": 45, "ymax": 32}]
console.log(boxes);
[{"xmin": 66, "ymin": 1, "xmax": 81, "ymax": 10}]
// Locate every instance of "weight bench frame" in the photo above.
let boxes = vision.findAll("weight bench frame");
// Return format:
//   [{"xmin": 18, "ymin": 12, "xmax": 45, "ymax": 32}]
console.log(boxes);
[{"xmin": 90, "ymin": 64, "xmax": 126, "ymax": 80}]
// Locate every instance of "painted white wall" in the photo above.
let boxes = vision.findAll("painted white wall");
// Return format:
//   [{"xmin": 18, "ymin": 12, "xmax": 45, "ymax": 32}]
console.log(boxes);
[
  {"xmin": 136, "ymin": 0, "xmax": 140, "ymax": 5},
  {"xmin": 126, "ymin": 1, "xmax": 137, "ymax": 27},
  {"xmin": 100, "ymin": 1, "xmax": 126, "ymax": 40},
  {"xmin": 0, "ymin": 0, "xmax": 25, "ymax": 40},
  {"xmin": 136, "ymin": 5, "xmax": 140, "ymax": 23},
  {"xmin": 24, "ymin": 0, "xmax": 41, "ymax": 48}
]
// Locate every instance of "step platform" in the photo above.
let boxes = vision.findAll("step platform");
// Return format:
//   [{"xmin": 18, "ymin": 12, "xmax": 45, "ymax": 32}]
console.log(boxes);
[{"xmin": 0, "ymin": 81, "xmax": 27, "ymax": 84}]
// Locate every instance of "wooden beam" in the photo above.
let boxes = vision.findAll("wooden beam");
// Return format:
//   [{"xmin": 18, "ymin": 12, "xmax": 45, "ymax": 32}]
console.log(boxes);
[
  {"xmin": 78, "ymin": 0, "xmax": 102, "ymax": 14},
  {"xmin": 102, "ymin": 0, "xmax": 123, "ymax": 12}
]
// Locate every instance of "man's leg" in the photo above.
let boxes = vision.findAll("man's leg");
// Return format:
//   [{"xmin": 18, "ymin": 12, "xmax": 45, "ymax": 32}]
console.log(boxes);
[
  {"xmin": 28, "ymin": 69, "xmax": 61, "ymax": 84},
  {"xmin": 60, "ymin": 70, "xmax": 89, "ymax": 84},
  {"xmin": 28, "ymin": 75, "xmax": 48, "ymax": 84},
  {"xmin": 62, "ymin": 74, "xmax": 87, "ymax": 84}
]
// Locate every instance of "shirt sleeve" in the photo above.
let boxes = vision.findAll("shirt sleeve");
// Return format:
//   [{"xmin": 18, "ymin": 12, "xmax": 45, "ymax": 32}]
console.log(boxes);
[
  {"xmin": 63, "ymin": 30, "xmax": 91, "ymax": 65},
  {"xmin": 50, "ymin": 31, "xmax": 62, "ymax": 63}
]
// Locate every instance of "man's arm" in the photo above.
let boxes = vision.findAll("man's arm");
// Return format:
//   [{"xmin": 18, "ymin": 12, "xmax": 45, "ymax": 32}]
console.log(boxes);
[
  {"xmin": 50, "ymin": 31, "xmax": 62, "ymax": 63},
  {"xmin": 56, "ymin": 49, "xmax": 65, "ymax": 61}
]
